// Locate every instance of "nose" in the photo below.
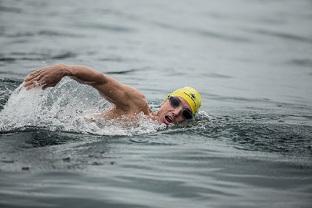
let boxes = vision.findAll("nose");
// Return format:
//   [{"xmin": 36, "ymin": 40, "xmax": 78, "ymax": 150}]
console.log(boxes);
[{"xmin": 172, "ymin": 106, "xmax": 182, "ymax": 117}]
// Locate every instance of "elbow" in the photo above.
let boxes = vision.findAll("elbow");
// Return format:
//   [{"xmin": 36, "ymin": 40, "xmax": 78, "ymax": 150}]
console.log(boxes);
[
  {"xmin": 96, "ymin": 72, "xmax": 108, "ymax": 85},
  {"xmin": 53, "ymin": 63, "xmax": 68, "ymax": 69},
  {"xmin": 51, "ymin": 64, "xmax": 72, "ymax": 76}
]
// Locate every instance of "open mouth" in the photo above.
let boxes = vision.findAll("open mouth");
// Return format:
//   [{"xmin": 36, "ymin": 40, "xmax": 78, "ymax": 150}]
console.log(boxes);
[{"xmin": 164, "ymin": 115, "xmax": 173, "ymax": 124}]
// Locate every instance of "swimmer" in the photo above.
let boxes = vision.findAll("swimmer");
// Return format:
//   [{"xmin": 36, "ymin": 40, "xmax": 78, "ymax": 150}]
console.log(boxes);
[{"xmin": 23, "ymin": 64, "xmax": 201, "ymax": 125}]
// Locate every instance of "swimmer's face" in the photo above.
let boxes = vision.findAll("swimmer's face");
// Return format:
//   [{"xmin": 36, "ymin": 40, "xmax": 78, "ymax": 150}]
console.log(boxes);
[{"xmin": 157, "ymin": 96, "xmax": 193, "ymax": 125}]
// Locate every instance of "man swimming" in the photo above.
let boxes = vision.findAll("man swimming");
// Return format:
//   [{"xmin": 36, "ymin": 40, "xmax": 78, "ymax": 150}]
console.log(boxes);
[{"xmin": 23, "ymin": 64, "xmax": 201, "ymax": 125}]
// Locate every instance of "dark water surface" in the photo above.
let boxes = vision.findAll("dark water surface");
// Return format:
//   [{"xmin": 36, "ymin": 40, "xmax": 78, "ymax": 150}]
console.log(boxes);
[{"xmin": 1, "ymin": 0, "xmax": 312, "ymax": 207}]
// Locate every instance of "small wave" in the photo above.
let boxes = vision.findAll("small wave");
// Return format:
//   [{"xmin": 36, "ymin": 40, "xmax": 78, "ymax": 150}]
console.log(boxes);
[
  {"xmin": 0, "ymin": 6, "xmax": 22, "ymax": 14},
  {"xmin": 3, "ymin": 30, "xmax": 83, "ymax": 38},
  {"xmin": 152, "ymin": 21, "xmax": 251, "ymax": 42},
  {"xmin": 37, "ymin": 30, "xmax": 83, "ymax": 38},
  {"xmin": 288, "ymin": 58, "xmax": 312, "ymax": 67},
  {"xmin": 0, "ymin": 78, "xmax": 21, "ymax": 110},
  {"xmin": 105, "ymin": 69, "xmax": 139, "ymax": 74},
  {"xmin": 244, "ymin": 28, "xmax": 312, "ymax": 44},
  {"xmin": 0, "ymin": 79, "xmax": 164, "ymax": 136},
  {"xmin": 50, "ymin": 52, "xmax": 77, "ymax": 60},
  {"xmin": 200, "ymin": 73, "xmax": 233, "ymax": 79},
  {"xmin": 76, "ymin": 22, "xmax": 136, "ymax": 33},
  {"xmin": 0, "ymin": 51, "xmax": 77, "ymax": 63},
  {"xmin": 1, "ymin": 81, "xmax": 311, "ymax": 157},
  {"xmin": 185, "ymin": 112, "xmax": 312, "ymax": 157}
]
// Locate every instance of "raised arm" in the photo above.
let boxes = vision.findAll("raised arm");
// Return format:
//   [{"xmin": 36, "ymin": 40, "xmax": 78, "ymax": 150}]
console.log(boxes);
[{"xmin": 23, "ymin": 64, "xmax": 145, "ymax": 111}]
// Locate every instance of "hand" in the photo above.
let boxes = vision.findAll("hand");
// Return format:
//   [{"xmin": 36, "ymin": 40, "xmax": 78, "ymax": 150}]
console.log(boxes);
[{"xmin": 23, "ymin": 64, "xmax": 67, "ymax": 90}]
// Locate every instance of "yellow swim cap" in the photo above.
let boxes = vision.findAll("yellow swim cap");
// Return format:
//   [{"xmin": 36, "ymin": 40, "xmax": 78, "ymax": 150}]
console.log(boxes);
[{"xmin": 168, "ymin": 86, "xmax": 202, "ymax": 115}]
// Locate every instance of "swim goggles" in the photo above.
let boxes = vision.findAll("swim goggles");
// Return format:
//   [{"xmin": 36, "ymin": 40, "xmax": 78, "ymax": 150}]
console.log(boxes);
[{"xmin": 169, "ymin": 96, "xmax": 193, "ymax": 120}]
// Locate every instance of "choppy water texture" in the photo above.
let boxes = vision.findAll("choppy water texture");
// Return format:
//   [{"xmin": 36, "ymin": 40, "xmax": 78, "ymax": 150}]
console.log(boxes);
[{"xmin": 1, "ymin": 0, "xmax": 312, "ymax": 207}]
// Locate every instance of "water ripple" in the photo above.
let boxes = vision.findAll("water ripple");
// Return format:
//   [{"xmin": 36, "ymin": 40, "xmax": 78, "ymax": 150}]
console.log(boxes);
[
  {"xmin": 245, "ymin": 28, "xmax": 312, "ymax": 44},
  {"xmin": 0, "ymin": 6, "xmax": 22, "ymax": 14},
  {"xmin": 3, "ymin": 30, "xmax": 84, "ymax": 38},
  {"xmin": 0, "ymin": 51, "xmax": 77, "ymax": 63},
  {"xmin": 76, "ymin": 23, "xmax": 136, "ymax": 33},
  {"xmin": 289, "ymin": 58, "xmax": 312, "ymax": 67}
]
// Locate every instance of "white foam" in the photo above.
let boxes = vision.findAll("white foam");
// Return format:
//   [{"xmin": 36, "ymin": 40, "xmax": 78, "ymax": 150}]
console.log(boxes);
[{"xmin": 0, "ymin": 79, "xmax": 163, "ymax": 135}]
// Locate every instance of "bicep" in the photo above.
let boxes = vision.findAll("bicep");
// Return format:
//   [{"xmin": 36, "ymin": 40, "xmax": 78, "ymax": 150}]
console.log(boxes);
[
  {"xmin": 65, "ymin": 65, "xmax": 139, "ymax": 110},
  {"xmin": 93, "ymin": 76, "xmax": 132, "ymax": 109}
]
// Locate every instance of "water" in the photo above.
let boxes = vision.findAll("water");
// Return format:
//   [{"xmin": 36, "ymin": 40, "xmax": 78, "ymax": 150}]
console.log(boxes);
[{"xmin": 1, "ymin": 0, "xmax": 312, "ymax": 207}]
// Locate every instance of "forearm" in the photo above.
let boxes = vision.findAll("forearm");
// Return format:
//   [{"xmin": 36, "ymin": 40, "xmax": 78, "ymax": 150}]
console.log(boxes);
[
  {"xmin": 24, "ymin": 64, "xmax": 133, "ymax": 110},
  {"xmin": 62, "ymin": 64, "xmax": 108, "ymax": 86},
  {"xmin": 63, "ymin": 64, "xmax": 133, "ymax": 108},
  {"xmin": 62, "ymin": 64, "xmax": 127, "ymax": 105}
]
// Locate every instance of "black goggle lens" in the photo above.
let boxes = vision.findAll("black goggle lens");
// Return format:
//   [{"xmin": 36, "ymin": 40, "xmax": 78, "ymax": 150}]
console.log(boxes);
[
  {"xmin": 182, "ymin": 109, "xmax": 193, "ymax": 120},
  {"xmin": 169, "ymin": 96, "xmax": 181, "ymax": 108},
  {"xmin": 169, "ymin": 97, "xmax": 193, "ymax": 120}
]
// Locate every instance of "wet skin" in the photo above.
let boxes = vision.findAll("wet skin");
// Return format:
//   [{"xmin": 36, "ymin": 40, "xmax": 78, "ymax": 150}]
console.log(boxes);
[{"xmin": 24, "ymin": 64, "xmax": 192, "ymax": 125}]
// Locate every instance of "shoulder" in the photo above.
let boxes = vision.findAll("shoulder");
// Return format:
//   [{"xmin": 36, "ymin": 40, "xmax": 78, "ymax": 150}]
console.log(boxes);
[{"xmin": 123, "ymin": 86, "xmax": 150, "ymax": 114}]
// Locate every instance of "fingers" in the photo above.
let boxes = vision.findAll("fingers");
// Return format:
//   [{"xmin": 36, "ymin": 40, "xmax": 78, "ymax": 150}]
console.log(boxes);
[
  {"xmin": 23, "ymin": 68, "xmax": 53, "ymax": 90},
  {"xmin": 24, "ymin": 69, "xmax": 45, "ymax": 89},
  {"xmin": 24, "ymin": 69, "xmax": 42, "ymax": 82},
  {"xmin": 24, "ymin": 74, "xmax": 45, "ymax": 90},
  {"xmin": 24, "ymin": 80, "xmax": 43, "ymax": 90},
  {"xmin": 30, "ymin": 69, "xmax": 42, "ymax": 75},
  {"xmin": 23, "ymin": 67, "xmax": 60, "ymax": 90},
  {"xmin": 25, "ymin": 70, "xmax": 39, "ymax": 80}
]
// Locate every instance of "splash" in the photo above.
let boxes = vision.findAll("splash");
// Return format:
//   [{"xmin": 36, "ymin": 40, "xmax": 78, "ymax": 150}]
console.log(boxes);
[{"xmin": 0, "ymin": 79, "xmax": 163, "ymax": 135}]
